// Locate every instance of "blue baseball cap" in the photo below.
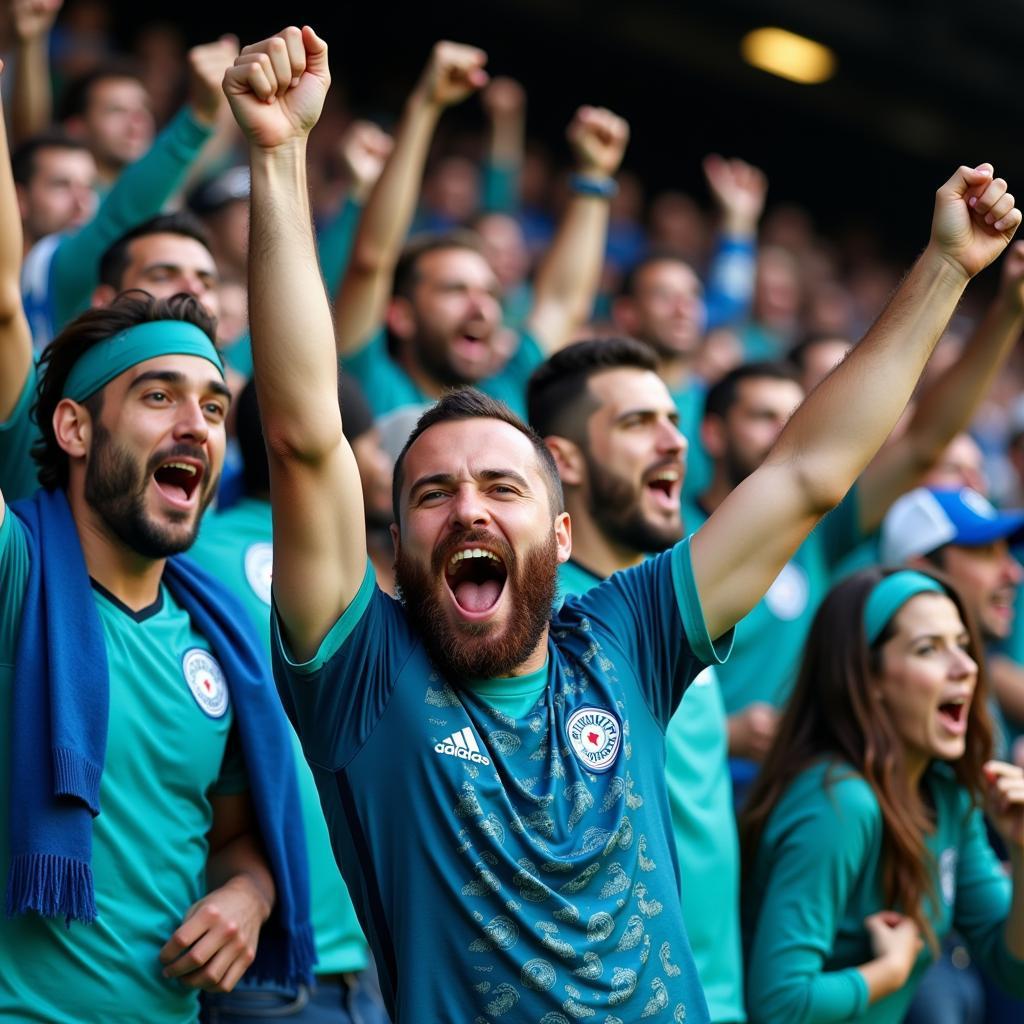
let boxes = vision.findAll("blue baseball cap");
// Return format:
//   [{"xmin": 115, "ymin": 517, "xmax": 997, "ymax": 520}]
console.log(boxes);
[{"xmin": 881, "ymin": 487, "xmax": 1024, "ymax": 565}]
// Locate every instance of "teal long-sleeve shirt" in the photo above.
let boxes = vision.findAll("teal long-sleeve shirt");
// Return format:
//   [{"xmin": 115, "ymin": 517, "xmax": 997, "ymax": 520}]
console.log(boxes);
[
  {"xmin": 743, "ymin": 760, "xmax": 1024, "ymax": 1023},
  {"xmin": 22, "ymin": 107, "xmax": 214, "ymax": 348}
]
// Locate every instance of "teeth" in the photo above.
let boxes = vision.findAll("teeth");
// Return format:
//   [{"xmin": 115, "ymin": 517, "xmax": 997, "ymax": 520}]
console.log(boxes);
[
  {"xmin": 163, "ymin": 462, "xmax": 197, "ymax": 476},
  {"xmin": 650, "ymin": 471, "xmax": 679, "ymax": 483},
  {"xmin": 448, "ymin": 548, "xmax": 501, "ymax": 569}
]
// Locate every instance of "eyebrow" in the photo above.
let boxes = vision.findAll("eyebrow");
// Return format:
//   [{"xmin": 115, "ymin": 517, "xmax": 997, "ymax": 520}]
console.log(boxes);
[
  {"xmin": 141, "ymin": 262, "xmax": 218, "ymax": 280},
  {"xmin": 614, "ymin": 407, "xmax": 679, "ymax": 425},
  {"xmin": 409, "ymin": 467, "xmax": 532, "ymax": 496},
  {"xmin": 128, "ymin": 369, "xmax": 232, "ymax": 401}
]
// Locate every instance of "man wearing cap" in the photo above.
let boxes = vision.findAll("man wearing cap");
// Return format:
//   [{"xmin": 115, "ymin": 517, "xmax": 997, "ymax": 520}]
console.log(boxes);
[
  {"xmin": 190, "ymin": 166, "xmax": 251, "ymax": 284},
  {"xmin": 0, "ymin": 292, "xmax": 313, "ymax": 1021}
]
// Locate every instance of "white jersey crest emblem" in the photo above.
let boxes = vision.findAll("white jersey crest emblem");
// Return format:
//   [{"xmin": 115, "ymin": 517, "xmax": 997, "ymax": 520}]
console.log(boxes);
[
  {"xmin": 182, "ymin": 648, "xmax": 230, "ymax": 718},
  {"xmin": 244, "ymin": 542, "xmax": 274, "ymax": 606},
  {"xmin": 566, "ymin": 706, "xmax": 621, "ymax": 773}
]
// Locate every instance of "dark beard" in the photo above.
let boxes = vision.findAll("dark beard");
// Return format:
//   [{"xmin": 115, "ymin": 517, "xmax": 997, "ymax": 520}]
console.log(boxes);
[
  {"xmin": 85, "ymin": 423, "xmax": 214, "ymax": 559},
  {"xmin": 585, "ymin": 453, "xmax": 682, "ymax": 554},
  {"xmin": 394, "ymin": 527, "xmax": 557, "ymax": 681}
]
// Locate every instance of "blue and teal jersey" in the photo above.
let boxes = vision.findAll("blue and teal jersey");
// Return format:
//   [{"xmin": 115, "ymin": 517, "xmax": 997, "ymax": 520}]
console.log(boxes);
[
  {"xmin": 558, "ymin": 556, "xmax": 745, "ymax": 1023},
  {"xmin": 274, "ymin": 539, "xmax": 731, "ymax": 1022},
  {"xmin": 0, "ymin": 363, "xmax": 40, "ymax": 502}
]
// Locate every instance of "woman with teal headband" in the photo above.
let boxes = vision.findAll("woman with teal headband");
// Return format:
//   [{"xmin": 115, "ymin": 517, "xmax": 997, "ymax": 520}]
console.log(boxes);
[{"xmin": 739, "ymin": 567, "xmax": 1024, "ymax": 1022}]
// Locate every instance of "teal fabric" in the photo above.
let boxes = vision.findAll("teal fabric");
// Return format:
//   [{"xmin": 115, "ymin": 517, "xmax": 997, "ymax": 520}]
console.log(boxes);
[
  {"xmin": 190, "ymin": 499, "xmax": 370, "ymax": 974},
  {"xmin": 0, "ymin": 363, "xmax": 40, "ymax": 502},
  {"xmin": 273, "ymin": 539, "xmax": 731, "ymax": 1022},
  {"xmin": 559, "ymin": 557, "xmax": 745, "ymax": 1023},
  {"xmin": 0, "ymin": 507, "xmax": 245, "ymax": 1022},
  {"xmin": 674, "ymin": 380, "xmax": 712, "ymax": 502},
  {"xmin": 317, "ymin": 196, "xmax": 364, "ymax": 301},
  {"xmin": 685, "ymin": 487, "xmax": 864, "ymax": 714},
  {"xmin": 744, "ymin": 760, "xmax": 1024, "ymax": 1023},
  {"xmin": 864, "ymin": 572, "xmax": 945, "ymax": 644},
  {"xmin": 62, "ymin": 320, "xmax": 223, "ymax": 401}
]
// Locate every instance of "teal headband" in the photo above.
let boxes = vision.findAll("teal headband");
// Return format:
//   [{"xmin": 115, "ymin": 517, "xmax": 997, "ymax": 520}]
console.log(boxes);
[
  {"xmin": 864, "ymin": 571, "xmax": 947, "ymax": 645},
  {"xmin": 62, "ymin": 321, "xmax": 224, "ymax": 402}
]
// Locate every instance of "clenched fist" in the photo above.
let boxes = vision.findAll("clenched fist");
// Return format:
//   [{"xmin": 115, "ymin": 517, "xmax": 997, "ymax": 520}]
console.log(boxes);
[
  {"xmin": 567, "ymin": 106, "xmax": 629, "ymax": 179},
  {"xmin": 415, "ymin": 41, "xmax": 488, "ymax": 109}
]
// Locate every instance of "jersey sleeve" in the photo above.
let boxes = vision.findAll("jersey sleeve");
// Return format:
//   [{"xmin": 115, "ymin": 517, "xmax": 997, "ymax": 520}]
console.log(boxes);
[
  {"xmin": 271, "ymin": 560, "xmax": 413, "ymax": 772},
  {"xmin": 210, "ymin": 722, "xmax": 249, "ymax": 796},
  {"xmin": 745, "ymin": 773, "xmax": 878, "ymax": 1024},
  {"xmin": 571, "ymin": 536, "xmax": 732, "ymax": 728},
  {"xmin": 814, "ymin": 483, "xmax": 864, "ymax": 571},
  {"xmin": 954, "ymin": 798, "xmax": 1024, "ymax": 997},
  {"xmin": 51, "ymin": 107, "xmax": 215, "ymax": 330},
  {"xmin": 317, "ymin": 196, "xmax": 364, "ymax": 302},
  {"xmin": 0, "ymin": 505, "xmax": 31, "ymax": 667},
  {"xmin": 704, "ymin": 234, "xmax": 756, "ymax": 330},
  {"xmin": 0, "ymin": 362, "xmax": 41, "ymax": 502}
]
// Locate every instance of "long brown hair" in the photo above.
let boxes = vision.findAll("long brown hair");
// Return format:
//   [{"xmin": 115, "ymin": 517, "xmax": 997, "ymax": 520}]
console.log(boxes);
[{"xmin": 740, "ymin": 566, "xmax": 993, "ymax": 950}]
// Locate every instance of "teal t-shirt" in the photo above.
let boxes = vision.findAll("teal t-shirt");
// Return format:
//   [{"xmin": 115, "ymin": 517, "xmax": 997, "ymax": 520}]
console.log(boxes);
[
  {"xmin": 558, "ymin": 557, "xmax": 745, "ymax": 1023},
  {"xmin": 673, "ymin": 380, "xmax": 712, "ymax": 503},
  {"xmin": 0, "ymin": 506, "xmax": 244, "ymax": 1023},
  {"xmin": 340, "ymin": 328, "xmax": 544, "ymax": 458},
  {"xmin": 744, "ymin": 760, "xmax": 1024, "ymax": 1023},
  {"xmin": 191, "ymin": 497, "xmax": 370, "ymax": 974},
  {"xmin": 683, "ymin": 488, "xmax": 863, "ymax": 714},
  {"xmin": 274, "ymin": 539, "xmax": 732, "ymax": 1022},
  {"xmin": 0, "ymin": 363, "xmax": 41, "ymax": 502}
]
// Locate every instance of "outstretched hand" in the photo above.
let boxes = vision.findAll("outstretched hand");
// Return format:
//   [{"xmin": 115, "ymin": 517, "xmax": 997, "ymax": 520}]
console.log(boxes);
[
  {"xmin": 567, "ymin": 105, "xmax": 630, "ymax": 179},
  {"xmin": 223, "ymin": 25, "xmax": 330, "ymax": 150},
  {"xmin": 416, "ymin": 41, "xmax": 488, "ymax": 109},
  {"xmin": 703, "ymin": 154, "xmax": 768, "ymax": 235},
  {"xmin": 930, "ymin": 163, "xmax": 1021, "ymax": 279}
]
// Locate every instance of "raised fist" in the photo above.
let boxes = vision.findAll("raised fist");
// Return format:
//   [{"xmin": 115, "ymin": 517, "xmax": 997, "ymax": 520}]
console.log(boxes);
[
  {"xmin": 567, "ymin": 106, "xmax": 629, "ymax": 179},
  {"xmin": 703, "ymin": 154, "xmax": 768, "ymax": 235},
  {"xmin": 416, "ymin": 41, "xmax": 488, "ymax": 108},
  {"xmin": 188, "ymin": 34, "xmax": 240, "ymax": 126},
  {"xmin": 11, "ymin": 0, "xmax": 62, "ymax": 43},
  {"xmin": 481, "ymin": 77, "xmax": 525, "ymax": 120},
  {"xmin": 338, "ymin": 120, "xmax": 393, "ymax": 196},
  {"xmin": 224, "ymin": 25, "xmax": 330, "ymax": 151},
  {"xmin": 930, "ymin": 163, "xmax": 1021, "ymax": 279}
]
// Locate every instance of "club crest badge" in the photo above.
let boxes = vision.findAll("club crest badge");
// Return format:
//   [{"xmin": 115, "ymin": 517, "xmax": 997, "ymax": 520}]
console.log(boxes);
[
  {"xmin": 764, "ymin": 562, "xmax": 809, "ymax": 621},
  {"xmin": 566, "ymin": 706, "xmax": 621, "ymax": 773},
  {"xmin": 182, "ymin": 648, "xmax": 230, "ymax": 719},
  {"xmin": 244, "ymin": 542, "xmax": 274, "ymax": 607}
]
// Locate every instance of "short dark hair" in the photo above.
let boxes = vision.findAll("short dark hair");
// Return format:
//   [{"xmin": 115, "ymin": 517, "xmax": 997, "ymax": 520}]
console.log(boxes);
[
  {"xmin": 618, "ymin": 249, "xmax": 697, "ymax": 299},
  {"xmin": 99, "ymin": 211, "xmax": 213, "ymax": 290},
  {"xmin": 703, "ymin": 360, "xmax": 803, "ymax": 422},
  {"xmin": 391, "ymin": 388, "xmax": 563, "ymax": 525},
  {"xmin": 788, "ymin": 332, "xmax": 852, "ymax": 372},
  {"xmin": 527, "ymin": 337, "xmax": 659, "ymax": 440},
  {"xmin": 58, "ymin": 63, "xmax": 145, "ymax": 122},
  {"xmin": 11, "ymin": 132, "xmax": 91, "ymax": 186},
  {"xmin": 32, "ymin": 292, "xmax": 218, "ymax": 491},
  {"xmin": 392, "ymin": 230, "xmax": 486, "ymax": 300}
]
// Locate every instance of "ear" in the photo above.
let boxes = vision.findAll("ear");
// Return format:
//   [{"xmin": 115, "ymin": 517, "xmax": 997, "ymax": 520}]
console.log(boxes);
[
  {"xmin": 53, "ymin": 398, "xmax": 93, "ymax": 462},
  {"xmin": 385, "ymin": 296, "xmax": 416, "ymax": 344},
  {"xmin": 554, "ymin": 510, "xmax": 572, "ymax": 565},
  {"xmin": 611, "ymin": 295, "xmax": 638, "ymax": 335},
  {"xmin": 91, "ymin": 283, "xmax": 118, "ymax": 309},
  {"xmin": 544, "ymin": 435, "xmax": 585, "ymax": 487},
  {"xmin": 700, "ymin": 413, "xmax": 726, "ymax": 460},
  {"xmin": 389, "ymin": 521, "xmax": 400, "ymax": 559}
]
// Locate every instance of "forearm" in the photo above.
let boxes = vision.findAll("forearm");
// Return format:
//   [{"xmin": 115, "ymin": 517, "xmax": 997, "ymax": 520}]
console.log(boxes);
[
  {"xmin": 856, "ymin": 954, "xmax": 911, "ymax": 1006},
  {"xmin": 11, "ymin": 37, "xmax": 52, "ymax": 143},
  {"xmin": 771, "ymin": 246, "xmax": 968, "ymax": 512},
  {"xmin": 250, "ymin": 142, "xmax": 342, "ymax": 458},
  {"xmin": 1006, "ymin": 849, "xmax": 1024, "ymax": 958},
  {"xmin": 207, "ymin": 831, "xmax": 275, "ymax": 921}
]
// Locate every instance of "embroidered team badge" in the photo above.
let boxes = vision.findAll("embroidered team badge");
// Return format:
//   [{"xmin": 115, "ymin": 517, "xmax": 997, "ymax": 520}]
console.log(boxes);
[
  {"xmin": 244, "ymin": 542, "xmax": 274, "ymax": 606},
  {"xmin": 566, "ymin": 706, "xmax": 621, "ymax": 773},
  {"xmin": 182, "ymin": 648, "xmax": 230, "ymax": 718}
]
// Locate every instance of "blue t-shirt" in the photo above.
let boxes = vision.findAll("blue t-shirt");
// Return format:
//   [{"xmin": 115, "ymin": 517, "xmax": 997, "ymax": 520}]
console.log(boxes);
[{"xmin": 274, "ymin": 539, "xmax": 731, "ymax": 1023}]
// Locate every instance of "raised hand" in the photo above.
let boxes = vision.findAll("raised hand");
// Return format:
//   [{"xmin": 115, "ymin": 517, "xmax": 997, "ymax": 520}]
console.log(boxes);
[
  {"xmin": 223, "ymin": 25, "xmax": 330, "ymax": 150},
  {"xmin": 415, "ymin": 41, "xmax": 488, "ymax": 109},
  {"xmin": 567, "ymin": 106, "xmax": 630, "ymax": 179},
  {"xmin": 481, "ymin": 76, "xmax": 525, "ymax": 121},
  {"xmin": 930, "ymin": 163, "xmax": 1021, "ymax": 279},
  {"xmin": 983, "ymin": 760, "xmax": 1024, "ymax": 851},
  {"xmin": 703, "ymin": 154, "xmax": 768, "ymax": 236},
  {"xmin": 188, "ymin": 34, "xmax": 240, "ymax": 127},
  {"xmin": 996, "ymin": 241, "xmax": 1024, "ymax": 311},
  {"xmin": 10, "ymin": 0, "xmax": 62, "ymax": 42},
  {"xmin": 338, "ymin": 120, "xmax": 393, "ymax": 199}
]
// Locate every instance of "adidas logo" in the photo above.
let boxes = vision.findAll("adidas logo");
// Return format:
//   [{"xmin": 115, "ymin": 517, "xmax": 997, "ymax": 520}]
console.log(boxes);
[{"xmin": 435, "ymin": 726, "xmax": 491, "ymax": 766}]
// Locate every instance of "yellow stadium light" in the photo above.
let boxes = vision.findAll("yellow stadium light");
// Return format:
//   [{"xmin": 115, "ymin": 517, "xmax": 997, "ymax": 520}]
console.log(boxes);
[{"xmin": 741, "ymin": 27, "xmax": 837, "ymax": 85}]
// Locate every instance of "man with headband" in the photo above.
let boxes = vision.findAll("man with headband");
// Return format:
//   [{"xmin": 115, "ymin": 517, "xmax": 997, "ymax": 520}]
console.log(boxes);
[
  {"xmin": 0, "ymin": 293, "xmax": 313, "ymax": 1021},
  {"xmin": 231, "ymin": 24, "xmax": 1021, "ymax": 1023}
]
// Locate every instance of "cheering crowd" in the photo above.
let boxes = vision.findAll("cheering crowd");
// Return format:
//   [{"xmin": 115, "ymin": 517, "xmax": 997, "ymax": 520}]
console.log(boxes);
[{"xmin": 5, "ymin": 7, "xmax": 1024, "ymax": 1024}]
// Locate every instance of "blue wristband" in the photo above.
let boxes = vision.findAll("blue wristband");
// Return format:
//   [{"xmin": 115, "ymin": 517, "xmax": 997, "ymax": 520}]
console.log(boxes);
[{"xmin": 570, "ymin": 173, "xmax": 618, "ymax": 199}]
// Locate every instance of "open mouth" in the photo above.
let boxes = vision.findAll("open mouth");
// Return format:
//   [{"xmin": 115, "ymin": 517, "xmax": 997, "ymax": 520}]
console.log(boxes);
[
  {"xmin": 444, "ymin": 547, "xmax": 509, "ymax": 615},
  {"xmin": 937, "ymin": 698, "xmax": 968, "ymax": 732},
  {"xmin": 644, "ymin": 466, "xmax": 682, "ymax": 504},
  {"xmin": 152, "ymin": 459, "xmax": 203, "ymax": 506}
]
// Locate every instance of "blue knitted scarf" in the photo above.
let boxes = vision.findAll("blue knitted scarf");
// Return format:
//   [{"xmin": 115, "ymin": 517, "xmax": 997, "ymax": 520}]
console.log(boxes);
[{"xmin": 6, "ymin": 488, "xmax": 314, "ymax": 985}]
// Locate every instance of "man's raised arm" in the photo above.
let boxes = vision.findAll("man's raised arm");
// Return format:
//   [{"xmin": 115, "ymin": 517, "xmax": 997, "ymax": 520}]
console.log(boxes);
[
  {"xmin": 334, "ymin": 41, "xmax": 488, "ymax": 358},
  {"xmin": 692, "ymin": 163, "xmax": 1021, "ymax": 639},
  {"xmin": 225, "ymin": 26, "xmax": 365, "ymax": 661}
]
